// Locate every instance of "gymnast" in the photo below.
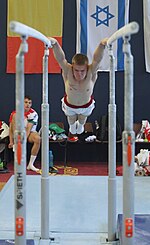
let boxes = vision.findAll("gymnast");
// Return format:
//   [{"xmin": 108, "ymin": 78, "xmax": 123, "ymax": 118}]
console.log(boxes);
[{"xmin": 49, "ymin": 37, "xmax": 108, "ymax": 135}]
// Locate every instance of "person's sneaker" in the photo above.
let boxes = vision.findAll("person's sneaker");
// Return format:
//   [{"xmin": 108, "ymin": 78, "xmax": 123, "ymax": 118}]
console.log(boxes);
[
  {"xmin": 49, "ymin": 166, "xmax": 58, "ymax": 174},
  {"xmin": 68, "ymin": 136, "xmax": 78, "ymax": 142},
  {"xmin": 61, "ymin": 133, "xmax": 68, "ymax": 139},
  {"xmin": 0, "ymin": 162, "xmax": 9, "ymax": 173},
  {"xmin": 57, "ymin": 133, "xmax": 67, "ymax": 140}
]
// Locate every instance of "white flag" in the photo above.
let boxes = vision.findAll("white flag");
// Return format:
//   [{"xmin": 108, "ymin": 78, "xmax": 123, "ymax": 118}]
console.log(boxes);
[
  {"xmin": 143, "ymin": 0, "xmax": 150, "ymax": 73},
  {"xmin": 76, "ymin": 0, "xmax": 130, "ymax": 71}
]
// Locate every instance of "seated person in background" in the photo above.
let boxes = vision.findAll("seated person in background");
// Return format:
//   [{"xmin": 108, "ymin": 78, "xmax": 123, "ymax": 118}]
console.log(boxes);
[
  {"xmin": 49, "ymin": 37, "xmax": 108, "ymax": 135},
  {"xmin": 0, "ymin": 120, "xmax": 9, "ymax": 171},
  {"xmin": 8, "ymin": 95, "xmax": 41, "ymax": 172}
]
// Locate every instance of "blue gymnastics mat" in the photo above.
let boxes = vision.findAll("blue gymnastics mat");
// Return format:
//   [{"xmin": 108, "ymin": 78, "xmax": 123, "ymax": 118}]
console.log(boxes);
[
  {"xmin": 118, "ymin": 214, "xmax": 150, "ymax": 244},
  {"xmin": 0, "ymin": 240, "xmax": 34, "ymax": 244}
]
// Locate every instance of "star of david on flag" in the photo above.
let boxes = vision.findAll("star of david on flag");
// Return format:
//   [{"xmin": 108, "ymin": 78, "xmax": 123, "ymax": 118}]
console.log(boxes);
[
  {"xmin": 91, "ymin": 5, "xmax": 114, "ymax": 27},
  {"xmin": 76, "ymin": 0, "xmax": 130, "ymax": 71}
]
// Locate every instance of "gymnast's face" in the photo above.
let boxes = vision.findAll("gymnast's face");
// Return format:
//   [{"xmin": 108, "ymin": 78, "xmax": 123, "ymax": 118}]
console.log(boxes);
[
  {"xmin": 24, "ymin": 98, "xmax": 32, "ymax": 112},
  {"xmin": 72, "ymin": 64, "xmax": 88, "ymax": 81}
]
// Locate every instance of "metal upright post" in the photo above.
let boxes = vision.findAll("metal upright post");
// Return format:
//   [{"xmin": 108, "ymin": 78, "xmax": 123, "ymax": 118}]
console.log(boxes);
[
  {"xmin": 40, "ymin": 45, "xmax": 50, "ymax": 243},
  {"xmin": 9, "ymin": 20, "xmax": 52, "ymax": 245},
  {"xmin": 107, "ymin": 22, "xmax": 139, "ymax": 245},
  {"xmin": 122, "ymin": 37, "xmax": 135, "ymax": 245},
  {"xmin": 14, "ymin": 36, "xmax": 28, "ymax": 245},
  {"xmin": 108, "ymin": 45, "xmax": 117, "ymax": 243}
]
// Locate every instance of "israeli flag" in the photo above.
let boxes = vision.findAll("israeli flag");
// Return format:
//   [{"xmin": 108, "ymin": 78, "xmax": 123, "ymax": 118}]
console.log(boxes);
[
  {"xmin": 143, "ymin": 0, "xmax": 150, "ymax": 73},
  {"xmin": 76, "ymin": 0, "xmax": 130, "ymax": 71}
]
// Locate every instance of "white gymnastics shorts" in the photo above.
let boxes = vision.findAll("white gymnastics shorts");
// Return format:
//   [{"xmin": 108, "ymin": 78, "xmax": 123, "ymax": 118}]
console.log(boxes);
[{"xmin": 61, "ymin": 97, "xmax": 95, "ymax": 116}]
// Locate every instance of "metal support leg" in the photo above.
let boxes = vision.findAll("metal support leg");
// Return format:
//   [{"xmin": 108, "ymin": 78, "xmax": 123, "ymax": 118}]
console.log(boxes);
[
  {"xmin": 14, "ymin": 37, "xmax": 28, "ymax": 245},
  {"xmin": 122, "ymin": 37, "xmax": 135, "ymax": 245},
  {"xmin": 40, "ymin": 46, "xmax": 50, "ymax": 244},
  {"xmin": 108, "ymin": 46, "xmax": 117, "ymax": 243},
  {"xmin": 107, "ymin": 22, "xmax": 139, "ymax": 245}
]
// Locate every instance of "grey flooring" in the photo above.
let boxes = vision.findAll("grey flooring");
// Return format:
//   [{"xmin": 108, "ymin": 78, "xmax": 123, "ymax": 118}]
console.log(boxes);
[{"xmin": 0, "ymin": 175, "xmax": 150, "ymax": 244}]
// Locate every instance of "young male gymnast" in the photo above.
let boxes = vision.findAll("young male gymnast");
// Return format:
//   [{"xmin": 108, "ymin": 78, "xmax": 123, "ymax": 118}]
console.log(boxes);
[{"xmin": 49, "ymin": 37, "xmax": 108, "ymax": 135}]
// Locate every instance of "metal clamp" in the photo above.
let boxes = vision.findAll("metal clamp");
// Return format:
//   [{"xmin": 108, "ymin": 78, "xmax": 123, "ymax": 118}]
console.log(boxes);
[
  {"xmin": 14, "ymin": 132, "xmax": 25, "ymax": 165},
  {"xmin": 123, "ymin": 132, "xmax": 135, "ymax": 166},
  {"xmin": 16, "ymin": 216, "xmax": 24, "ymax": 236},
  {"xmin": 125, "ymin": 218, "xmax": 133, "ymax": 237}
]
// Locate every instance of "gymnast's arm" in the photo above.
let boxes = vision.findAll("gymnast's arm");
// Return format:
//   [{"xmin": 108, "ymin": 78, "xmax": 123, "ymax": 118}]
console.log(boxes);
[
  {"xmin": 91, "ymin": 38, "xmax": 108, "ymax": 73},
  {"xmin": 49, "ymin": 37, "xmax": 69, "ymax": 73}
]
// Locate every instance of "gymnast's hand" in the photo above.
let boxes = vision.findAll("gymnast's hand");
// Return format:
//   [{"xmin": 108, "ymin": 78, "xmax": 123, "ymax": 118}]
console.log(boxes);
[
  {"xmin": 100, "ymin": 38, "xmax": 108, "ymax": 48},
  {"xmin": 49, "ymin": 37, "xmax": 57, "ymax": 48}
]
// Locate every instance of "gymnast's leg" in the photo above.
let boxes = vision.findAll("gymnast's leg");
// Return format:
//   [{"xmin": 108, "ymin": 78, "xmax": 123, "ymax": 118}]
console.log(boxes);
[
  {"xmin": 27, "ymin": 132, "xmax": 41, "ymax": 171},
  {"xmin": 67, "ymin": 115, "xmax": 77, "ymax": 134},
  {"xmin": 76, "ymin": 101, "xmax": 95, "ymax": 134},
  {"xmin": 77, "ymin": 114, "xmax": 87, "ymax": 134}
]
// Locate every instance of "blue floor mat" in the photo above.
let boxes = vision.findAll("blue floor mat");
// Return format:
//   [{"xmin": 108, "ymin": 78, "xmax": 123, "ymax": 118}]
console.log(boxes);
[
  {"xmin": 118, "ymin": 214, "xmax": 150, "ymax": 244},
  {"xmin": 0, "ymin": 240, "xmax": 34, "ymax": 244}
]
